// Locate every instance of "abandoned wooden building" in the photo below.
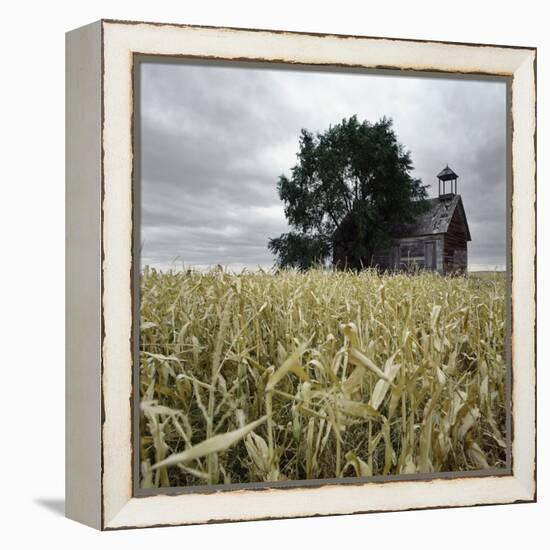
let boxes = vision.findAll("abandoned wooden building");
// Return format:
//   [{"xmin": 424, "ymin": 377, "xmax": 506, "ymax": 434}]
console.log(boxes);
[
  {"xmin": 373, "ymin": 166, "xmax": 470, "ymax": 274},
  {"xmin": 333, "ymin": 166, "xmax": 471, "ymax": 274}
]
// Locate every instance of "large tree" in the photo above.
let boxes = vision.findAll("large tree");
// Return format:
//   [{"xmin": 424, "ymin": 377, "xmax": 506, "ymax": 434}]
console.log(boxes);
[{"xmin": 268, "ymin": 115, "xmax": 428, "ymax": 270}]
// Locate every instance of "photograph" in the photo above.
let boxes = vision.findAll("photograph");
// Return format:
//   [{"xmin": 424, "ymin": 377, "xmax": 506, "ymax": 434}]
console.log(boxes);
[{"xmin": 136, "ymin": 59, "xmax": 509, "ymax": 489}]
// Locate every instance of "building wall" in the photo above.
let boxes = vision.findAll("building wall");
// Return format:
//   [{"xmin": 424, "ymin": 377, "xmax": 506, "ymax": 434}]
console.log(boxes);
[
  {"xmin": 442, "ymin": 205, "xmax": 469, "ymax": 274},
  {"xmin": 371, "ymin": 233, "xmax": 468, "ymax": 274},
  {"xmin": 372, "ymin": 235, "xmax": 445, "ymax": 273},
  {"xmin": 436, "ymin": 237, "xmax": 445, "ymax": 273},
  {"xmin": 443, "ymin": 237, "xmax": 468, "ymax": 274}
]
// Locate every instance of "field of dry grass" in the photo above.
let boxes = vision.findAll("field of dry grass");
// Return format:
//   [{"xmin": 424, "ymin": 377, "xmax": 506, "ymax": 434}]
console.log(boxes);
[{"xmin": 139, "ymin": 267, "xmax": 507, "ymax": 488}]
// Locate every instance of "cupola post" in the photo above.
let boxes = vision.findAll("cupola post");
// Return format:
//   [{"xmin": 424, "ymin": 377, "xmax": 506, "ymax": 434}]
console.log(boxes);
[{"xmin": 437, "ymin": 165, "xmax": 459, "ymax": 200}]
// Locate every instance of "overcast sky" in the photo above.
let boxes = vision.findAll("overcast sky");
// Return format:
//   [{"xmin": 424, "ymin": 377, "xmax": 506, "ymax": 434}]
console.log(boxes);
[{"xmin": 139, "ymin": 60, "xmax": 507, "ymax": 272}]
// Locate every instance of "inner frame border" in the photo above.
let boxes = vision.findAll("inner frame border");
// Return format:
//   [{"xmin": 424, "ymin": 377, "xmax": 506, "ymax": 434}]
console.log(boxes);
[{"xmin": 130, "ymin": 54, "xmax": 514, "ymax": 498}]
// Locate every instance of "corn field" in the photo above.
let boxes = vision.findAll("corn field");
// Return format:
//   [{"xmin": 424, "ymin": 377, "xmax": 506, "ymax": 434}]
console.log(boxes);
[{"xmin": 139, "ymin": 267, "xmax": 507, "ymax": 488}]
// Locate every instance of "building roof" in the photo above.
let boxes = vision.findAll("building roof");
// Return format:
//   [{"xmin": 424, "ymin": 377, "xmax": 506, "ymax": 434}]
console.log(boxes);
[
  {"xmin": 393, "ymin": 195, "xmax": 471, "ymax": 241},
  {"xmin": 437, "ymin": 165, "xmax": 459, "ymax": 181}
]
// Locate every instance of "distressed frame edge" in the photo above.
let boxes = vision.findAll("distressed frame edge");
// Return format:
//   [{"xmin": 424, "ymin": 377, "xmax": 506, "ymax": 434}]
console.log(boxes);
[
  {"xmin": 96, "ymin": 20, "xmax": 536, "ymax": 530},
  {"xmin": 103, "ymin": 17, "xmax": 537, "ymax": 53},
  {"xmin": 106, "ymin": 475, "xmax": 535, "ymax": 530},
  {"xmin": 509, "ymin": 50, "xmax": 537, "ymax": 502}
]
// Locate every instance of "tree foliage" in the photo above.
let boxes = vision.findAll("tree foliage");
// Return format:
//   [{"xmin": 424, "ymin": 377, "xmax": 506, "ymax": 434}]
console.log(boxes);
[{"xmin": 268, "ymin": 115, "xmax": 428, "ymax": 270}]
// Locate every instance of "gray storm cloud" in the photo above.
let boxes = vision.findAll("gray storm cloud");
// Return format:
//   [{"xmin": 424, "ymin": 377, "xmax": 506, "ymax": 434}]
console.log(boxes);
[{"xmin": 139, "ymin": 61, "xmax": 507, "ymax": 272}]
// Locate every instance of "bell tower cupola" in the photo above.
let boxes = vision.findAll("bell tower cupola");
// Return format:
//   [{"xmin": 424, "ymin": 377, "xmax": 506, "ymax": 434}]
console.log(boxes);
[{"xmin": 437, "ymin": 165, "xmax": 459, "ymax": 200}]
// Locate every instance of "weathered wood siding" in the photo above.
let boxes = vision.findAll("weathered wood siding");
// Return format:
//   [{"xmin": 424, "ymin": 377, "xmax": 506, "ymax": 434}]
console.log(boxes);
[
  {"xmin": 443, "ymin": 206, "xmax": 468, "ymax": 274},
  {"xmin": 372, "ymin": 235, "xmax": 444, "ymax": 273}
]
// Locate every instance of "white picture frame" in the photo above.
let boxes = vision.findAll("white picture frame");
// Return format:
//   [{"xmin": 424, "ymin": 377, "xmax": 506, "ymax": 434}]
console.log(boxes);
[{"xmin": 66, "ymin": 19, "xmax": 536, "ymax": 530}]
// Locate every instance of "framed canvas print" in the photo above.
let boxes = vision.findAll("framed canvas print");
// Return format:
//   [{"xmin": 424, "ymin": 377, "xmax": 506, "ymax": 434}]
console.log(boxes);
[{"xmin": 65, "ymin": 19, "xmax": 536, "ymax": 530}]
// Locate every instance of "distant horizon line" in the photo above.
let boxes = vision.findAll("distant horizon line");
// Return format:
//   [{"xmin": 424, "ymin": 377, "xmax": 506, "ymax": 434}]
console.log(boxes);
[{"xmin": 140, "ymin": 262, "xmax": 506, "ymax": 273}]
